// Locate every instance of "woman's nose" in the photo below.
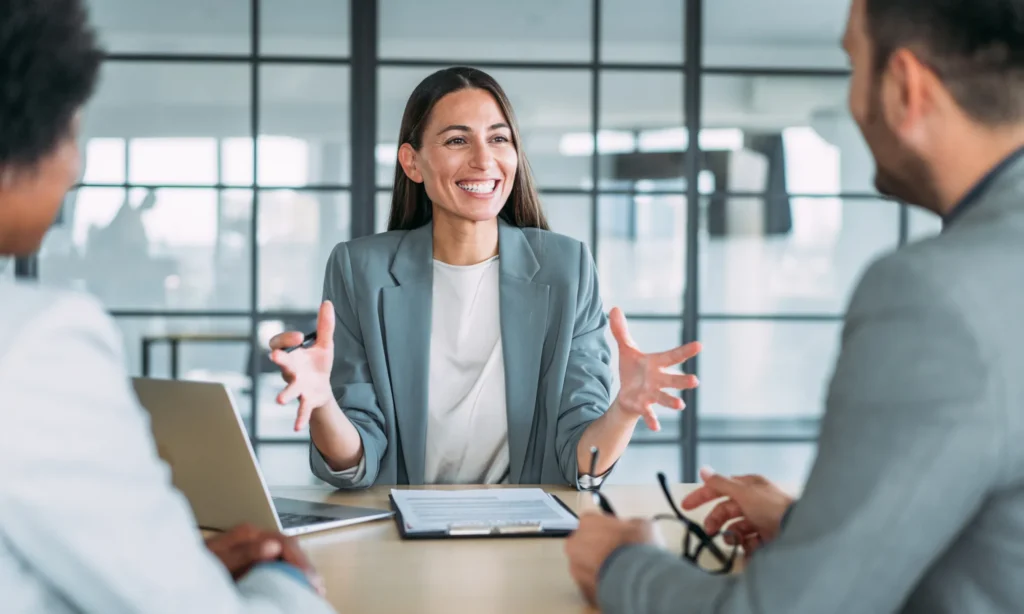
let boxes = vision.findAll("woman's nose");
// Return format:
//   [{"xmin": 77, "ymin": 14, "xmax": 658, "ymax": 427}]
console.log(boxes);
[{"xmin": 469, "ymin": 142, "xmax": 496, "ymax": 169}]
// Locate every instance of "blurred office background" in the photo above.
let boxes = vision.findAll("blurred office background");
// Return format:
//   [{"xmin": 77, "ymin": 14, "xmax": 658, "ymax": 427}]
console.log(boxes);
[{"xmin": 16, "ymin": 0, "xmax": 943, "ymax": 489}]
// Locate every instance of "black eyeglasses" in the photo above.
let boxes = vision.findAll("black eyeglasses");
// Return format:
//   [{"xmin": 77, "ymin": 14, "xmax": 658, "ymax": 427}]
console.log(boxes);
[{"xmin": 587, "ymin": 448, "xmax": 738, "ymax": 574}]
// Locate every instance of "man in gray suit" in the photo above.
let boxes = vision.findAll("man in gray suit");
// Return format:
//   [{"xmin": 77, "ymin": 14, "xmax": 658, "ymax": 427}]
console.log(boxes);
[
  {"xmin": 566, "ymin": 0, "xmax": 1024, "ymax": 612},
  {"xmin": 0, "ymin": 1, "xmax": 335, "ymax": 612}
]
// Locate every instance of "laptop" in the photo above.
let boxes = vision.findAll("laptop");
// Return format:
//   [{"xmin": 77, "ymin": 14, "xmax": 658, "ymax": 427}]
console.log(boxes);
[{"xmin": 132, "ymin": 377, "xmax": 393, "ymax": 536}]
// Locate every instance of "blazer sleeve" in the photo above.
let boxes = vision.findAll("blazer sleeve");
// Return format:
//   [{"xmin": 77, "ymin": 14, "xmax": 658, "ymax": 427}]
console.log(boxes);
[
  {"xmin": 309, "ymin": 242, "xmax": 387, "ymax": 489},
  {"xmin": 597, "ymin": 255, "xmax": 1004, "ymax": 614},
  {"xmin": 555, "ymin": 242, "xmax": 615, "ymax": 488},
  {"xmin": 0, "ymin": 294, "xmax": 336, "ymax": 614}
]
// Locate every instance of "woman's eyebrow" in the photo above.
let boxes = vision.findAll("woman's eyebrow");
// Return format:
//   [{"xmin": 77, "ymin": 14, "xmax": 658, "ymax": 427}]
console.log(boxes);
[{"xmin": 436, "ymin": 122, "xmax": 510, "ymax": 135}]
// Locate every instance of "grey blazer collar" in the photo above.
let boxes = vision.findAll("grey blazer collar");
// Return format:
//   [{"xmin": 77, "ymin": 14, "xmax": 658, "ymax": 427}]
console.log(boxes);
[{"xmin": 382, "ymin": 219, "xmax": 549, "ymax": 485}]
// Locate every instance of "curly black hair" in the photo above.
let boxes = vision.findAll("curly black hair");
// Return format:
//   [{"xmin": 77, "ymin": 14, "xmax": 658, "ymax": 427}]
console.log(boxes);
[{"xmin": 0, "ymin": 0, "xmax": 103, "ymax": 170}]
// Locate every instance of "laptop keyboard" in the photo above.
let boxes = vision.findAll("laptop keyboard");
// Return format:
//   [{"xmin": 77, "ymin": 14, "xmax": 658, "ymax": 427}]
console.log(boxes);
[{"xmin": 278, "ymin": 512, "xmax": 335, "ymax": 529}]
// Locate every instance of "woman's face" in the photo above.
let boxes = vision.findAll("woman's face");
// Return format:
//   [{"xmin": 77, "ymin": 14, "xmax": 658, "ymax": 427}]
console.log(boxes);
[
  {"xmin": 399, "ymin": 88, "xmax": 518, "ymax": 225},
  {"xmin": 0, "ymin": 115, "xmax": 82, "ymax": 256}
]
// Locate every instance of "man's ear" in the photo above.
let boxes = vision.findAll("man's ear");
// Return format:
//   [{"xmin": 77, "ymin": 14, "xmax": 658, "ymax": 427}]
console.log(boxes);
[
  {"xmin": 883, "ymin": 48, "xmax": 934, "ymax": 138},
  {"xmin": 398, "ymin": 143, "xmax": 424, "ymax": 183}
]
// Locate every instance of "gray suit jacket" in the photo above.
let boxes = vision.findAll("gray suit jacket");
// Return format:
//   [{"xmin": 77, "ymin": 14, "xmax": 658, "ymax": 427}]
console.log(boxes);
[
  {"xmin": 600, "ymin": 158, "xmax": 1024, "ymax": 614},
  {"xmin": 0, "ymin": 283, "xmax": 336, "ymax": 614},
  {"xmin": 309, "ymin": 220, "xmax": 614, "ymax": 488}
]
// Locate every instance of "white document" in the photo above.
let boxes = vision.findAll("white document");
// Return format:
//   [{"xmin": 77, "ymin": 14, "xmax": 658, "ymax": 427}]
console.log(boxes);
[{"xmin": 390, "ymin": 488, "xmax": 579, "ymax": 535}]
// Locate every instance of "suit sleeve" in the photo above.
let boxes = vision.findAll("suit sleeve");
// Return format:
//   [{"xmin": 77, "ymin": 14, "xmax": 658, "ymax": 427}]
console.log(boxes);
[
  {"xmin": 309, "ymin": 242, "xmax": 387, "ymax": 489},
  {"xmin": 0, "ymin": 294, "xmax": 336, "ymax": 614},
  {"xmin": 555, "ymin": 242, "xmax": 615, "ymax": 488},
  {"xmin": 598, "ymin": 255, "xmax": 1005, "ymax": 614}
]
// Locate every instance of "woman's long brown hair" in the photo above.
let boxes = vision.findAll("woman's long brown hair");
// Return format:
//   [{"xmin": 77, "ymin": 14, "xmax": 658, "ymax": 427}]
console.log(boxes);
[{"xmin": 387, "ymin": 66, "xmax": 549, "ymax": 232}]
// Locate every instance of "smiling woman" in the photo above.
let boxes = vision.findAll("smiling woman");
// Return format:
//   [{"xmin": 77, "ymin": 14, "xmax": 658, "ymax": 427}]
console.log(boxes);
[{"xmin": 267, "ymin": 66, "xmax": 703, "ymax": 489}]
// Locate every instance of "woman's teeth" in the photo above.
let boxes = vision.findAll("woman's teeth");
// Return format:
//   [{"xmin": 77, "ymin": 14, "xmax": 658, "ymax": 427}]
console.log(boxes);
[{"xmin": 457, "ymin": 180, "xmax": 497, "ymax": 194}]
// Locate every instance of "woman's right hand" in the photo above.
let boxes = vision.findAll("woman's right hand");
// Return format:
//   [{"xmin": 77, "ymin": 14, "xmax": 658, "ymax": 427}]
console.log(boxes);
[{"xmin": 269, "ymin": 300, "xmax": 336, "ymax": 431}]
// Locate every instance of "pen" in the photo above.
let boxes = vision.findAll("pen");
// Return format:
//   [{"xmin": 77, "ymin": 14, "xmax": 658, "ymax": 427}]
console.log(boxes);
[
  {"xmin": 284, "ymin": 331, "xmax": 317, "ymax": 353},
  {"xmin": 589, "ymin": 446, "xmax": 617, "ymax": 516}
]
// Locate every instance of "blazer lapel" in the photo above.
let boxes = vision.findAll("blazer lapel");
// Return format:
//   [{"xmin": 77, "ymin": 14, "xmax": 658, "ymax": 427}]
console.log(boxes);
[
  {"xmin": 382, "ymin": 223, "xmax": 433, "ymax": 485},
  {"xmin": 498, "ymin": 221, "xmax": 550, "ymax": 484}
]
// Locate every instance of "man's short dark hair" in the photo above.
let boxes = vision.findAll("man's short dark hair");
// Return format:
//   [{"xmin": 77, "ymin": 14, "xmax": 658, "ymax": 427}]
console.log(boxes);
[
  {"xmin": 865, "ymin": 0, "xmax": 1024, "ymax": 125},
  {"xmin": 0, "ymin": 0, "xmax": 103, "ymax": 170}
]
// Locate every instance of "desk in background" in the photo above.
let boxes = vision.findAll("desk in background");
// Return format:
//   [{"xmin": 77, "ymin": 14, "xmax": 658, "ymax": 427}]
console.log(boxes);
[
  {"xmin": 272, "ymin": 484, "xmax": 712, "ymax": 614},
  {"xmin": 140, "ymin": 333, "xmax": 251, "ymax": 379}
]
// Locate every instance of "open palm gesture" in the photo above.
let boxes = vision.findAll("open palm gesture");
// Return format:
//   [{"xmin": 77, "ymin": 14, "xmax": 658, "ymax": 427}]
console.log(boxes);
[
  {"xmin": 268, "ymin": 301, "xmax": 336, "ymax": 431},
  {"xmin": 610, "ymin": 307, "xmax": 701, "ymax": 431}
]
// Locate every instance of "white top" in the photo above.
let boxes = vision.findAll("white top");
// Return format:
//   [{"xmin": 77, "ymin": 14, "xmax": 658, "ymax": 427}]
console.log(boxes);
[{"xmin": 424, "ymin": 256, "xmax": 509, "ymax": 484}]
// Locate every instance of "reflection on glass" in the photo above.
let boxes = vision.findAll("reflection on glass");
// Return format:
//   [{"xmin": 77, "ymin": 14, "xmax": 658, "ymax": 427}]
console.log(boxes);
[
  {"xmin": 698, "ymin": 320, "xmax": 841, "ymax": 424},
  {"xmin": 258, "ymin": 191, "xmax": 351, "ymax": 310},
  {"xmin": 378, "ymin": 68, "xmax": 592, "ymax": 189},
  {"xmin": 261, "ymin": 0, "xmax": 350, "ymax": 57},
  {"xmin": 88, "ymin": 0, "xmax": 249, "ymax": 54},
  {"xmin": 38, "ymin": 188, "xmax": 253, "ymax": 310},
  {"xmin": 699, "ymin": 443, "xmax": 817, "ymax": 491},
  {"xmin": 599, "ymin": 71, "xmax": 685, "ymax": 189},
  {"xmin": 602, "ymin": 0, "xmax": 684, "ymax": 64},
  {"xmin": 700, "ymin": 196, "xmax": 898, "ymax": 315},
  {"xmin": 260, "ymin": 65, "xmax": 350, "ymax": 186},
  {"xmin": 598, "ymin": 194, "xmax": 686, "ymax": 314},
  {"xmin": 379, "ymin": 0, "xmax": 591, "ymax": 62},
  {"xmin": 113, "ymin": 316, "xmax": 253, "ymax": 426},
  {"xmin": 704, "ymin": 0, "xmax": 849, "ymax": 69}
]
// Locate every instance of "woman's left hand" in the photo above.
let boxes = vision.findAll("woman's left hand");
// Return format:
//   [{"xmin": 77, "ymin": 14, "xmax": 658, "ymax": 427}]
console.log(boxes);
[{"xmin": 609, "ymin": 307, "xmax": 701, "ymax": 431}]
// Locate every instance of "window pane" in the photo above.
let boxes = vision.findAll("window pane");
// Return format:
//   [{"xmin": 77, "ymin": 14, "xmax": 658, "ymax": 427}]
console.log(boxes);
[
  {"xmin": 909, "ymin": 207, "xmax": 943, "ymax": 242},
  {"xmin": 130, "ymin": 138, "xmax": 218, "ymax": 185},
  {"xmin": 260, "ymin": 65, "xmax": 351, "ymax": 186},
  {"xmin": 704, "ymin": 0, "xmax": 849, "ymax": 69},
  {"xmin": 261, "ymin": 0, "xmax": 349, "ymax": 57},
  {"xmin": 702, "ymin": 75, "xmax": 867, "ymax": 194},
  {"xmin": 379, "ymin": 0, "xmax": 591, "ymax": 62},
  {"xmin": 0, "ymin": 258, "xmax": 13, "ymax": 281},
  {"xmin": 39, "ymin": 188, "xmax": 253, "ymax": 310},
  {"xmin": 82, "ymin": 138, "xmax": 126, "ymax": 184},
  {"xmin": 598, "ymin": 194, "xmax": 686, "ymax": 314},
  {"xmin": 698, "ymin": 320, "xmax": 840, "ymax": 428},
  {"xmin": 114, "ymin": 316, "xmax": 253, "ymax": 429},
  {"xmin": 700, "ymin": 196, "xmax": 898, "ymax": 315},
  {"xmin": 599, "ymin": 71, "xmax": 685, "ymax": 189},
  {"xmin": 89, "ymin": 0, "xmax": 250, "ymax": 54},
  {"xmin": 375, "ymin": 191, "xmax": 392, "ymax": 234},
  {"xmin": 256, "ymin": 444, "xmax": 322, "ymax": 486},
  {"xmin": 378, "ymin": 67, "xmax": 592, "ymax": 190},
  {"xmin": 699, "ymin": 443, "xmax": 817, "ymax": 491},
  {"xmin": 82, "ymin": 62, "xmax": 249, "ymax": 182},
  {"xmin": 258, "ymin": 191, "xmax": 350, "ymax": 310},
  {"xmin": 605, "ymin": 444, "xmax": 681, "ymax": 485},
  {"xmin": 602, "ymin": 0, "xmax": 684, "ymax": 64},
  {"xmin": 544, "ymin": 195, "xmax": 592, "ymax": 252}
]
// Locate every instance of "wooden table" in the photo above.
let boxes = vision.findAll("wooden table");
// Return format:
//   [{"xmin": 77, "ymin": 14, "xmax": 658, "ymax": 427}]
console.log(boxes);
[{"xmin": 272, "ymin": 484, "xmax": 710, "ymax": 614}]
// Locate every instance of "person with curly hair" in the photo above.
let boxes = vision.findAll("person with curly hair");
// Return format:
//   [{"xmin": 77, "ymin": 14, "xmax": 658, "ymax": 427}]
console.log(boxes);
[{"xmin": 0, "ymin": 2, "xmax": 336, "ymax": 612}]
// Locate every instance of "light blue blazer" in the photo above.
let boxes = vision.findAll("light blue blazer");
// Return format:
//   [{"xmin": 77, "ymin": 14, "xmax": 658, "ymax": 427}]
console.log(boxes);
[{"xmin": 308, "ymin": 219, "xmax": 614, "ymax": 488}]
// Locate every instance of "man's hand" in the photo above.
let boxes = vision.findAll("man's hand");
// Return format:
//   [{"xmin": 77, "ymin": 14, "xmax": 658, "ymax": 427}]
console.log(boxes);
[
  {"xmin": 205, "ymin": 524, "xmax": 325, "ymax": 595},
  {"xmin": 565, "ymin": 514, "xmax": 662, "ymax": 607},
  {"xmin": 681, "ymin": 468, "xmax": 795, "ymax": 555}
]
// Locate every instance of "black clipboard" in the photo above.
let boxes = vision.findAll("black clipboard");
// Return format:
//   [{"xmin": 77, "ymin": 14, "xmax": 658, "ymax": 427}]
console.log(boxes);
[{"xmin": 389, "ymin": 491, "xmax": 579, "ymax": 540}]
